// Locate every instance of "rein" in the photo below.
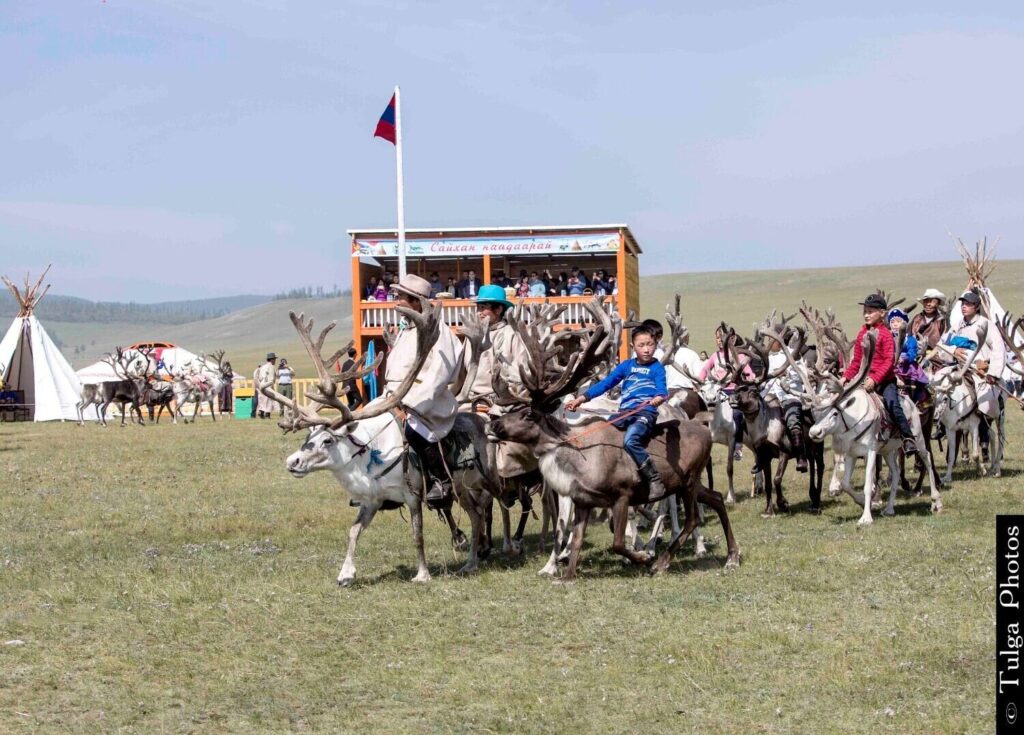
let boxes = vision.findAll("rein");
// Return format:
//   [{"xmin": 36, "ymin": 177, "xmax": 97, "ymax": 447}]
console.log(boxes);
[
  {"xmin": 565, "ymin": 399, "xmax": 655, "ymax": 447},
  {"xmin": 339, "ymin": 417, "xmax": 404, "ymax": 478}
]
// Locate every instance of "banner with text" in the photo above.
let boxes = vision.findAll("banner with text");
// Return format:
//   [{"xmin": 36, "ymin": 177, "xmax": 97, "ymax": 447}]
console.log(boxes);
[{"xmin": 352, "ymin": 233, "xmax": 621, "ymax": 258}]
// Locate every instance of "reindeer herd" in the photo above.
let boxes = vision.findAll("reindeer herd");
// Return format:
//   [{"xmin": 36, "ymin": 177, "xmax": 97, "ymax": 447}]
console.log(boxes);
[
  {"xmin": 246, "ymin": 291, "xmax": 1024, "ymax": 586},
  {"xmin": 76, "ymin": 348, "xmax": 233, "ymax": 427}
]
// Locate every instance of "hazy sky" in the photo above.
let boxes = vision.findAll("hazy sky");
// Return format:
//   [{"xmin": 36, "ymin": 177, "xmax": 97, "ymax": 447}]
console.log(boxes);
[{"xmin": 1, "ymin": 2, "xmax": 1022, "ymax": 301}]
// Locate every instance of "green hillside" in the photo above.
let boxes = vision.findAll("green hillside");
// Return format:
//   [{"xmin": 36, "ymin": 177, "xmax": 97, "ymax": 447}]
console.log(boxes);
[
  {"xmin": 52, "ymin": 259, "xmax": 1022, "ymax": 377},
  {"xmin": 56, "ymin": 297, "xmax": 351, "ymax": 376},
  {"xmin": 639, "ymin": 259, "xmax": 1023, "ymax": 350}
]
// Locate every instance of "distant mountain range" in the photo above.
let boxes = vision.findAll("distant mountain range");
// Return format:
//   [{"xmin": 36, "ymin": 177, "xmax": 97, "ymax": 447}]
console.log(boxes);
[{"xmin": 0, "ymin": 292, "xmax": 273, "ymax": 325}]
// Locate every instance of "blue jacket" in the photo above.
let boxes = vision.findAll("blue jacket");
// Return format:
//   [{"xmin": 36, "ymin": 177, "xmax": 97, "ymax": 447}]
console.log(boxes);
[{"xmin": 583, "ymin": 358, "xmax": 667, "ymax": 413}]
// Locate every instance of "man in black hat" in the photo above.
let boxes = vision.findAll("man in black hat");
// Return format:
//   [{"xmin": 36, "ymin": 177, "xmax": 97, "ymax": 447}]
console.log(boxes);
[{"xmin": 840, "ymin": 294, "xmax": 917, "ymax": 454}]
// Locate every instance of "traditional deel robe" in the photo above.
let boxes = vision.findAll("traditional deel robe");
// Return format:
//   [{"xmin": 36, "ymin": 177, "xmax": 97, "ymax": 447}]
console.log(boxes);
[
  {"xmin": 762, "ymin": 350, "xmax": 803, "ymax": 406},
  {"xmin": 665, "ymin": 345, "xmax": 704, "ymax": 391},
  {"xmin": 386, "ymin": 320, "xmax": 463, "ymax": 442},
  {"xmin": 909, "ymin": 311, "xmax": 949, "ymax": 351},
  {"xmin": 460, "ymin": 319, "xmax": 535, "ymax": 478},
  {"xmin": 254, "ymin": 362, "xmax": 276, "ymax": 414},
  {"xmin": 941, "ymin": 314, "xmax": 1005, "ymax": 415}
]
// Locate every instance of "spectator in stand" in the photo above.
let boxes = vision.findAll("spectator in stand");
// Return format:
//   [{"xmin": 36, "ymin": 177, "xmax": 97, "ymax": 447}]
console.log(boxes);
[
  {"xmin": 458, "ymin": 269, "xmax": 482, "ymax": 298},
  {"xmin": 490, "ymin": 270, "xmax": 507, "ymax": 287},
  {"xmin": 552, "ymin": 272, "xmax": 569, "ymax": 296},
  {"xmin": 528, "ymin": 271, "xmax": 547, "ymax": 297},
  {"xmin": 591, "ymin": 270, "xmax": 609, "ymax": 296},
  {"xmin": 568, "ymin": 275, "xmax": 585, "ymax": 296},
  {"xmin": 516, "ymin": 275, "xmax": 531, "ymax": 298},
  {"xmin": 606, "ymin": 273, "xmax": 618, "ymax": 295},
  {"xmin": 572, "ymin": 268, "xmax": 589, "ymax": 291},
  {"xmin": 364, "ymin": 276, "xmax": 380, "ymax": 300},
  {"xmin": 373, "ymin": 281, "xmax": 388, "ymax": 301},
  {"xmin": 428, "ymin": 271, "xmax": 443, "ymax": 297}
]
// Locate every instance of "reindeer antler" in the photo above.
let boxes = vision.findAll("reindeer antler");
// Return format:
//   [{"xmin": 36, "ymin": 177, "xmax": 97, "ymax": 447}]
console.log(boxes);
[
  {"xmin": 259, "ymin": 299, "xmax": 440, "ymax": 432},
  {"xmin": 997, "ymin": 313, "xmax": 1024, "ymax": 377},
  {"xmin": 453, "ymin": 309, "xmax": 492, "ymax": 401},
  {"xmin": 660, "ymin": 294, "xmax": 689, "ymax": 368}
]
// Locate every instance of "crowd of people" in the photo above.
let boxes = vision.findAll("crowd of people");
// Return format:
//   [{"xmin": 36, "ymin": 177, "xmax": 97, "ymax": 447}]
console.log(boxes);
[{"xmin": 361, "ymin": 267, "xmax": 618, "ymax": 301}]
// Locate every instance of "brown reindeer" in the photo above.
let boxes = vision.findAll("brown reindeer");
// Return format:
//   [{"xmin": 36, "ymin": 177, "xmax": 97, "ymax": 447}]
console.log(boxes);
[{"xmin": 486, "ymin": 301, "xmax": 740, "ymax": 581}]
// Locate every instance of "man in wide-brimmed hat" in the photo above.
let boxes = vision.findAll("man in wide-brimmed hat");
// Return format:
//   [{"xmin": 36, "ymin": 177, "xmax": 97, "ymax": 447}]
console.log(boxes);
[
  {"xmin": 386, "ymin": 273, "xmax": 464, "ymax": 508},
  {"xmin": 909, "ymin": 288, "xmax": 948, "ymax": 352},
  {"xmin": 254, "ymin": 352, "xmax": 277, "ymax": 419}
]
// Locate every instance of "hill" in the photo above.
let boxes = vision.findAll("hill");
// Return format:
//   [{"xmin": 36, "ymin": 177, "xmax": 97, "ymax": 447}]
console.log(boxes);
[
  {"xmin": 57, "ymin": 297, "xmax": 351, "ymax": 376},
  {"xmin": 0, "ymin": 291, "xmax": 272, "ymax": 325},
  {"xmin": 53, "ymin": 259, "xmax": 1022, "ymax": 376},
  {"xmin": 639, "ymin": 259, "xmax": 1023, "ymax": 350}
]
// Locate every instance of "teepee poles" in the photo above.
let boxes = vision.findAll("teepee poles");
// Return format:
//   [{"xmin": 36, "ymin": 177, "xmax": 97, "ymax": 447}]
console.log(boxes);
[{"xmin": 2, "ymin": 264, "xmax": 52, "ymax": 317}]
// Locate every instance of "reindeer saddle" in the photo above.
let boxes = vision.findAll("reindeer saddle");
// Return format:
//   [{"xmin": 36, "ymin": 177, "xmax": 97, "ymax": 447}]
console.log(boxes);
[
  {"xmin": 867, "ymin": 392, "xmax": 895, "ymax": 442},
  {"xmin": 406, "ymin": 416, "xmax": 482, "ymax": 476},
  {"xmin": 188, "ymin": 374, "xmax": 211, "ymax": 392}
]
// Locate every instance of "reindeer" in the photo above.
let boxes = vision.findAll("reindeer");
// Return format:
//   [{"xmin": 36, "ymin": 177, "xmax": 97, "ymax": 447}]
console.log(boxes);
[
  {"xmin": 717, "ymin": 321, "xmax": 801, "ymax": 518},
  {"xmin": 78, "ymin": 348, "xmax": 153, "ymax": 427},
  {"xmin": 172, "ymin": 350, "xmax": 231, "ymax": 423},
  {"xmin": 929, "ymin": 320, "xmax": 1004, "ymax": 485},
  {"xmin": 259, "ymin": 300, "xmax": 502, "ymax": 586},
  {"xmin": 485, "ymin": 300, "xmax": 740, "ymax": 581},
  {"xmin": 801, "ymin": 331, "xmax": 943, "ymax": 525}
]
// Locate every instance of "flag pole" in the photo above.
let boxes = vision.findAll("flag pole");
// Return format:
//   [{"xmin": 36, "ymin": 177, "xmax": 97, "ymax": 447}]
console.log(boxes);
[{"xmin": 394, "ymin": 85, "xmax": 407, "ymax": 279}]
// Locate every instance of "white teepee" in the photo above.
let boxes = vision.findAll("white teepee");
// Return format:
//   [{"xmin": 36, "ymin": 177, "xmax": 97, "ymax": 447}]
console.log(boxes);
[{"xmin": 0, "ymin": 266, "xmax": 83, "ymax": 421}]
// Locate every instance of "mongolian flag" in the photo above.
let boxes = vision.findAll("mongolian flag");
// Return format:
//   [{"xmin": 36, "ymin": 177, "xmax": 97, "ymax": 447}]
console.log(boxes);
[{"xmin": 374, "ymin": 94, "xmax": 397, "ymax": 144}]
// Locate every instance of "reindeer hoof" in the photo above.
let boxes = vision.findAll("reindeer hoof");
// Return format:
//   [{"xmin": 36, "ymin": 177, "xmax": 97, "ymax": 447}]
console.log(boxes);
[
  {"xmin": 507, "ymin": 540, "xmax": 523, "ymax": 558},
  {"xmin": 338, "ymin": 577, "xmax": 354, "ymax": 588},
  {"xmin": 451, "ymin": 530, "xmax": 469, "ymax": 551},
  {"xmin": 457, "ymin": 563, "xmax": 479, "ymax": 575},
  {"xmin": 777, "ymin": 500, "xmax": 790, "ymax": 513},
  {"xmin": 725, "ymin": 494, "xmax": 736, "ymax": 505},
  {"xmin": 882, "ymin": 507, "xmax": 896, "ymax": 517},
  {"xmin": 650, "ymin": 555, "xmax": 671, "ymax": 575},
  {"xmin": 694, "ymin": 547, "xmax": 708, "ymax": 559},
  {"xmin": 857, "ymin": 517, "xmax": 873, "ymax": 527},
  {"xmin": 553, "ymin": 576, "xmax": 576, "ymax": 586},
  {"xmin": 537, "ymin": 564, "xmax": 558, "ymax": 577},
  {"xmin": 724, "ymin": 551, "xmax": 741, "ymax": 569},
  {"xmin": 411, "ymin": 571, "xmax": 431, "ymax": 584},
  {"xmin": 932, "ymin": 501, "xmax": 943, "ymax": 514}
]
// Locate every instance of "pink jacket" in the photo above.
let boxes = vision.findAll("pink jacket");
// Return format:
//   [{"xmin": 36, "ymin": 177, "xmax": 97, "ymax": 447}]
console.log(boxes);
[{"xmin": 698, "ymin": 350, "xmax": 754, "ymax": 390}]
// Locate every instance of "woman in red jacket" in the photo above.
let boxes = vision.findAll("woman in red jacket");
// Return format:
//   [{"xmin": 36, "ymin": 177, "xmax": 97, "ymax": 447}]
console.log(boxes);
[{"xmin": 841, "ymin": 293, "xmax": 917, "ymax": 455}]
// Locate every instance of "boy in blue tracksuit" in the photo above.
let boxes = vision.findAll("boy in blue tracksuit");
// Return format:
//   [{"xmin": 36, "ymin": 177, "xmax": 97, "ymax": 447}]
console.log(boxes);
[{"xmin": 566, "ymin": 324, "xmax": 670, "ymax": 496}]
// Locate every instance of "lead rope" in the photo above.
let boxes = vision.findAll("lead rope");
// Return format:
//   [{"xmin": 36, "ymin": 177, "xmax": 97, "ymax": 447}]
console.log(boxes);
[{"xmin": 564, "ymin": 397, "xmax": 661, "ymax": 447}]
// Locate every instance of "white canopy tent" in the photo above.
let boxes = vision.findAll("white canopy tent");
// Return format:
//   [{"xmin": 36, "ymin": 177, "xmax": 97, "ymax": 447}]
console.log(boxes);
[{"xmin": 1, "ymin": 268, "xmax": 82, "ymax": 422}]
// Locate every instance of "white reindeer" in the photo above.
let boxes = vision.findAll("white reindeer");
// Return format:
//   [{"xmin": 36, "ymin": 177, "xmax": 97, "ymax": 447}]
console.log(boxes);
[
  {"xmin": 259, "ymin": 303, "xmax": 501, "ymax": 586},
  {"xmin": 930, "ymin": 354, "xmax": 1003, "ymax": 485},
  {"xmin": 172, "ymin": 350, "xmax": 230, "ymax": 423},
  {"xmin": 805, "ymin": 332, "xmax": 942, "ymax": 526}
]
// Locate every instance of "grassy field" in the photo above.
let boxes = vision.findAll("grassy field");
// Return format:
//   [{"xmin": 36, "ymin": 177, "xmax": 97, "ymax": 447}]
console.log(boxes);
[{"xmin": 1, "ymin": 408, "xmax": 1019, "ymax": 733}]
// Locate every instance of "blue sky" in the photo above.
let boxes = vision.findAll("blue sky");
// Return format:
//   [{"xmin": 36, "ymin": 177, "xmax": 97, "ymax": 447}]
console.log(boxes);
[{"xmin": 1, "ymin": 1, "xmax": 1022, "ymax": 301}]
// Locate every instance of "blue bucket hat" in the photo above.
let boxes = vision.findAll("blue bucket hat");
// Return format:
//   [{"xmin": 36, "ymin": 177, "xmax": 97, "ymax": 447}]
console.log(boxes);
[
  {"xmin": 886, "ymin": 308, "xmax": 909, "ymax": 323},
  {"xmin": 475, "ymin": 284, "xmax": 514, "ymax": 310}
]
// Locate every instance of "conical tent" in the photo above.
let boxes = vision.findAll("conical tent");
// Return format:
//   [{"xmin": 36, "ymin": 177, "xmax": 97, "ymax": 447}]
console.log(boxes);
[{"xmin": 0, "ymin": 267, "xmax": 82, "ymax": 421}]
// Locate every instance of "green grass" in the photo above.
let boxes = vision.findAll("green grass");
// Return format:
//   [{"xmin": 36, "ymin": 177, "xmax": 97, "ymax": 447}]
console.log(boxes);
[{"xmin": 1, "ymin": 411, "xmax": 1019, "ymax": 733}]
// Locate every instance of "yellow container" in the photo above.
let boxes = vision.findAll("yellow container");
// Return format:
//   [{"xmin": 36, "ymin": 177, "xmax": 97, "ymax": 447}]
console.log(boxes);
[{"xmin": 235, "ymin": 386, "xmax": 255, "ymax": 398}]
